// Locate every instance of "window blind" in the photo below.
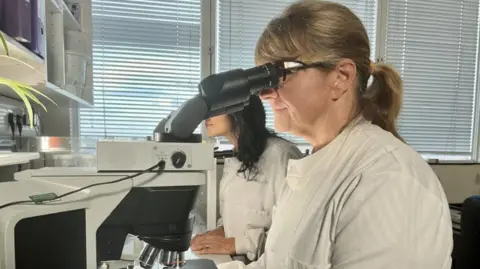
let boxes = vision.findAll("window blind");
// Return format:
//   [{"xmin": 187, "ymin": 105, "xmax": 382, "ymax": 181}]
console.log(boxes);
[
  {"xmin": 385, "ymin": 0, "xmax": 480, "ymax": 161},
  {"xmin": 79, "ymin": 0, "xmax": 202, "ymax": 152},
  {"xmin": 216, "ymin": 0, "xmax": 378, "ymax": 145}
]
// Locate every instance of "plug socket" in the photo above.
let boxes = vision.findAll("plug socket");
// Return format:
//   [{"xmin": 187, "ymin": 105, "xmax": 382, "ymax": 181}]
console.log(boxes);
[{"xmin": 22, "ymin": 110, "xmax": 39, "ymax": 127}]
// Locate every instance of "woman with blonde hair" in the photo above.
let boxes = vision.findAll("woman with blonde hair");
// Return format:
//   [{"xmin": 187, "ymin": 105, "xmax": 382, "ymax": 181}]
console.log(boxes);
[{"xmin": 218, "ymin": 1, "xmax": 453, "ymax": 269}]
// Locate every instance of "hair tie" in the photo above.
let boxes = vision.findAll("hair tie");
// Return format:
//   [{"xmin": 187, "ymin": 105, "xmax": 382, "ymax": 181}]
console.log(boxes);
[{"xmin": 370, "ymin": 60, "xmax": 375, "ymax": 74}]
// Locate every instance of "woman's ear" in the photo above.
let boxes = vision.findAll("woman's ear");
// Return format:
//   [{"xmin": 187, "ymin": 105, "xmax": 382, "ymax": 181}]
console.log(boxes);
[{"xmin": 330, "ymin": 59, "xmax": 357, "ymax": 100}]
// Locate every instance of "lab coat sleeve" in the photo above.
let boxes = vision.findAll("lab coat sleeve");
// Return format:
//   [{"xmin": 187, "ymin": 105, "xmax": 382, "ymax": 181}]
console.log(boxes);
[
  {"xmin": 246, "ymin": 252, "xmax": 266, "ymax": 269},
  {"xmin": 330, "ymin": 171, "xmax": 453, "ymax": 269},
  {"xmin": 235, "ymin": 145, "xmax": 299, "ymax": 260},
  {"xmin": 217, "ymin": 261, "xmax": 248, "ymax": 269},
  {"xmin": 271, "ymin": 144, "xmax": 302, "ymax": 203},
  {"xmin": 234, "ymin": 228, "xmax": 263, "ymax": 261},
  {"xmin": 217, "ymin": 166, "xmax": 226, "ymax": 228},
  {"xmin": 216, "ymin": 253, "xmax": 266, "ymax": 269},
  {"xmin": 216, "ymin": 194, "xmax": 223, "ymax": 227}
]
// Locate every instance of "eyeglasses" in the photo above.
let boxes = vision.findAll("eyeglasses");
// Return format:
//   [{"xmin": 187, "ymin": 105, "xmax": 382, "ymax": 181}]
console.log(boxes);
[
  {"xmin": 275, "ymin": 60, "xmax": 332, "ymax": 82},
  {"xmin": 259, "ymin": 60, "xmax": 332, "ymax": 96}
]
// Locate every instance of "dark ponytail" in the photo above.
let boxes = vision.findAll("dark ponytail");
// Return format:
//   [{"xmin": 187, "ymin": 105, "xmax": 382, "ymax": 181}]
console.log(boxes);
[{"xmin": 361, "ymin": 63, "xmax": 404, "ymax": 142}]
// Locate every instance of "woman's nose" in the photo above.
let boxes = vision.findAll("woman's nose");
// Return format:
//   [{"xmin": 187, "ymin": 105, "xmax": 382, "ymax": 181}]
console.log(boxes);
[{"xmin": 258, "ymin": 88, "xmax": 278, "ymax": 100}]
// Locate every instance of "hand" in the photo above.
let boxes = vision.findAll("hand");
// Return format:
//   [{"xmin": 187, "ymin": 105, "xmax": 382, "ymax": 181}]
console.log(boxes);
[
  {"xmin": 191, "ymin": 234, "xmax": 236, "ymax": 255},
  {"xmin": 190, "ymin": 227, "xmax": 225, "ymax": 249},
  {"xmin": 191, "ymin": 233, "xmax": 207, "ymax": 250}
]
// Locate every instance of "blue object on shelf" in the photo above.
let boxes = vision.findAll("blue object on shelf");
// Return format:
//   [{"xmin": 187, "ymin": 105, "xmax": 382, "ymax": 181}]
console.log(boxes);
[{"xmin": 0, "ymin": 0, "xmax": 32, "ymax": 43}]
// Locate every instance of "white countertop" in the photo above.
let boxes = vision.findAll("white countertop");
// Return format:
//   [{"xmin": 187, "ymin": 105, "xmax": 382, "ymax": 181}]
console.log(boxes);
[{"xmin": 0, "ymin": 152, "xmax": 40, "ymax": 166}]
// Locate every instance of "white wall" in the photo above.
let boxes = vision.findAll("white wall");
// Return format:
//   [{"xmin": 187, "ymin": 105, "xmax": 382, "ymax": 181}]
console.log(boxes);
[
  {"xmin": 431, "ymin": 164, "xmax": 480, "ymax": 203},
  {"xmin": 39, "ymin": 106, "xmax": 71, "ymax": 137}
]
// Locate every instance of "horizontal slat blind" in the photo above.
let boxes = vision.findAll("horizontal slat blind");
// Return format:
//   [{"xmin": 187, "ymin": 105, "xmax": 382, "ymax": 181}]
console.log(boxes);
[
  {"xmin": 216, "ymin": 0, "xmax": 377, "ymax": 145},
  {"xmin": 385, "ymin": 0, "xmax": 480, "ymax": 161},
  {"xmin": 79, "ymin": 0, "xmax": 202, "ymax": 152}
]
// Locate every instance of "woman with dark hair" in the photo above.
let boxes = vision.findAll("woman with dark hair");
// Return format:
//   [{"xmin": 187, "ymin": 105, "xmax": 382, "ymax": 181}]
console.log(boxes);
[{"xmin": 190, "ymin": 95, "xmax": 302, "ymax": 262}]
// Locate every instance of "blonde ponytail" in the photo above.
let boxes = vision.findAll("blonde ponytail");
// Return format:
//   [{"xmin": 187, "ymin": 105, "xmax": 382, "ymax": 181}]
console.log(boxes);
[{"xmin": 361, "ymin": 63, "xmax": 404, "ymax": 142}]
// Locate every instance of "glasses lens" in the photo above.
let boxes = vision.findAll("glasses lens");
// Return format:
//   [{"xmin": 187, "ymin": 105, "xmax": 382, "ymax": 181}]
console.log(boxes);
[
  {"xmin": 272, "ymin": 61, "xmax": 304, "ymax": 89},
  {"xmin": 280, "ymin": 61, "xmax": 304, "ymax": 81}
]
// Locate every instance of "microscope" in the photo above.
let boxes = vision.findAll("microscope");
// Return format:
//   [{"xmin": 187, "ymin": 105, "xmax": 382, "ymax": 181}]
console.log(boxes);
[{"xmin": 0, "ymin": 63, "xmax": 283, "ymax": 269}]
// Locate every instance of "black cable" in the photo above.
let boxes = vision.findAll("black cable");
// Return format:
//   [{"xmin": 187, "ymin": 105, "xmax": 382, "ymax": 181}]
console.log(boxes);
[
  {"xmin": 0, "ymin": 160, "xmax": 166, "ymax": 210},
  {"xmin": 16, "ymin": 115, "xmax": 22, "ymax": 135},
  {"xmin": 7, "ymin": 113, "xmax": 15, "ymax": 138},
  {"xmin": 7, "ymin": 113, "xmax": 17, "ymax": 152},
  {"xmin": 16, "ymin": 115, "xmax": 23, "ymax": 150}
]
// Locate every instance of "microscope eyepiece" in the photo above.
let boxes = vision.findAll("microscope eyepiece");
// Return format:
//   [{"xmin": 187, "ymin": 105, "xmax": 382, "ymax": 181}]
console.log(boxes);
[
  {"xmin": 199, "ymin": 62, "xmax": 282, "ymax": 119},
  {"xmin": 155, "ymin": 62, "xmax": 284, "ymax": 141}
]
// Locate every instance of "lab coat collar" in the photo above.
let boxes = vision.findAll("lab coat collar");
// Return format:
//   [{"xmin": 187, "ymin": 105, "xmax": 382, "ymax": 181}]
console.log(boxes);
[{"xmin": 286, "ymin": 115, "xmax": 368, "ymax": 189}]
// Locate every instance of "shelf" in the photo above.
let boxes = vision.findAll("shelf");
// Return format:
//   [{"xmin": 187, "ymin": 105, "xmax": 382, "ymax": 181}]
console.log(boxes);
[
  {"xmin": 0, "ymin": 31, "xmax": 45, "ymax": 77},
  {"xmin": 0, "ymin": 0, "xmax": 92, "ymax": 109},
  {"xmin": 0, "ymin": 55, "xmax": 45, "ymax": 86},
  {"xmin": 47, "ymin": 0, "xmax": 81, "ymax": 31},
  {"xmin": 62, "ymin": 1, "xmax": 81, "ymax": 31},
  {"xmin": 0, "ymin": 83, "xmax": 93, "ymax": 108},
  {"xmin": 0, "ymin": 30, "xmax": 92, "ymax": 107},
  {"xmin": 63, "ymin": 0, "xmax": 84, "ymax": 4},
  {"xmin": 39, "ymin": 82, "xmax": 93, "ymax": 108},
  {"xmin": 47, "ymin": 0, "xmax": 62, "ymax": 13},
  {"xmin": 0, "ymin": 152, "xmax": 40, "ymax": 166}
]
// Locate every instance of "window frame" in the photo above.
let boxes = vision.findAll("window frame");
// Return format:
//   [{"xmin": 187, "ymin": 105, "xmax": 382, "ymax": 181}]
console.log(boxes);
[{"xmin": 73, "ymin": 0, "xmax": 480, "ymax": 164}]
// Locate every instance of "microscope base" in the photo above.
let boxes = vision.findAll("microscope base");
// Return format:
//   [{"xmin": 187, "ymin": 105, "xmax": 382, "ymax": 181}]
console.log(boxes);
[
  {"xmin": 99, "ymin": 259, "xmax": 217, "ymax": 269},
  {"xmin": 182, "ymin": 259, "xmax": 218, "ymax": 269}
]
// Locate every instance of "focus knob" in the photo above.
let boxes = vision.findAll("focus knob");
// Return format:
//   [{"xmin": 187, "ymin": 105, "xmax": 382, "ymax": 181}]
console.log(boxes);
[{"xmin": 171, "ymin": 151, "xmax": 187, "ymax": 168}]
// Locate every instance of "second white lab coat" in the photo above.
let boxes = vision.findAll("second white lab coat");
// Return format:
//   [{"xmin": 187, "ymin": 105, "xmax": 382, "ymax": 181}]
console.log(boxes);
[
  {"xmin": 218, "ymin": 137, "xmax": 302, "ymax": 261},
  {"xmin": 218, "ymin": 116, "xmax": 453, "ymax": 269}
]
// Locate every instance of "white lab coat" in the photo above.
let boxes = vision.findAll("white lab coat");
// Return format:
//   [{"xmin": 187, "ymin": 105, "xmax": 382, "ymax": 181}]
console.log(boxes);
[
  {"xmin": 218, "ymin": 137, "xmax": 303, "ymax": 261},
  {"xmin": 218, "ymin": 116, "xmax": 453, "ymax": 269}
]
